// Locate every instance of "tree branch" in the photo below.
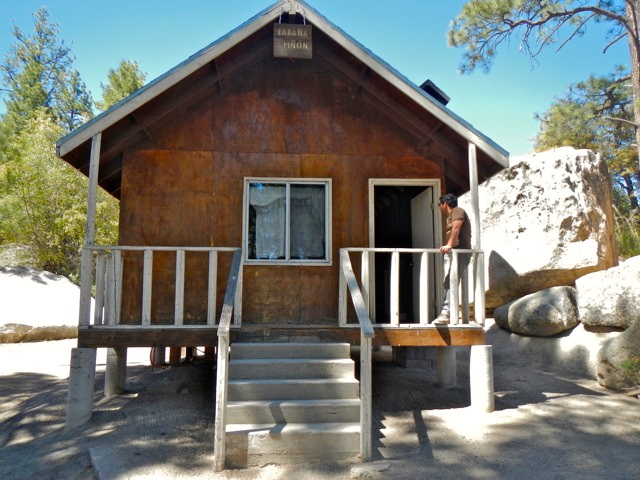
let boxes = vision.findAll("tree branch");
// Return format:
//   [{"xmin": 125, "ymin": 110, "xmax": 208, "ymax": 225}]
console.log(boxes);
[{"xmin": 604, "ymin": 115, "xmax": 639, "ymax": 127}]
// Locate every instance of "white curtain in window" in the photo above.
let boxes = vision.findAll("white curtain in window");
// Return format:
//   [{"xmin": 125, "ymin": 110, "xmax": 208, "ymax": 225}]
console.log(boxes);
[{"xmin": 249, "ymin": 184, "xmax": 286, "ymax": 259}]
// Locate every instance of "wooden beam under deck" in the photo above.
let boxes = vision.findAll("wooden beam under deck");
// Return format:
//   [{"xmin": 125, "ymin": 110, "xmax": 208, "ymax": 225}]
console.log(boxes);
[{"xmin": 77, "ymin": 324, "xmax": 486, "ymax": 349}]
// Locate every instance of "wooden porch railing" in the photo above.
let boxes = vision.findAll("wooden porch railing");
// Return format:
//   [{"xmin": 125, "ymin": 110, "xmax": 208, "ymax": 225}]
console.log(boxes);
[
  {"xmin": 339, "ymin": 247, "xmax": 485, "ymax": 327},
  {"xmin": 80, "ymin": 246, "xmax": 243, "ymax": 327}
]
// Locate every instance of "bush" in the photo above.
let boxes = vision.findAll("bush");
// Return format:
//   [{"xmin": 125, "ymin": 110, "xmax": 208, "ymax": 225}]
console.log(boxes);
[{"xmin": 614, "ymin": 210, "xmax": 640, "ymax": 259}]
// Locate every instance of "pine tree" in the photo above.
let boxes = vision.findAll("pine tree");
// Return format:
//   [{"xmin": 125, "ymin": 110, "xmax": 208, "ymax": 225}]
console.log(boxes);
[
  {"xmin": 96, "ymin": 59, "xmax": 146, "ymax": 112},
  {"xmin": 0, "ymin": 7, "xmax": 93, "ymax": 135}
]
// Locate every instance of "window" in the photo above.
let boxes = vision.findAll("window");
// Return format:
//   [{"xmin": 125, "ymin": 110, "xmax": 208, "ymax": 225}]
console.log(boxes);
[{"xmin": 244, "ymin": 179, "xmax": 331, "ymax": 264}]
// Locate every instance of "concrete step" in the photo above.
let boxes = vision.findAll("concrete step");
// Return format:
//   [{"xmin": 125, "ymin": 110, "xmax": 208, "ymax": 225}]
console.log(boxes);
[
  {"xmin": 228, "ymin": 377, "xmax": 361, "ymax": 401},
  {"xmin": 226, "ymin": 398, "xmax": 361, "ymax": 424},
  {"xmin": 225, "ymin": 422, "xmax": 361, "ymax": 468},
  {"xmin": 228, "ymin": 357, "xmax": 355, "ymax": 380},
  {"xmin": 231, "ymin": 342, "xmax": 351, "ymax": 360}
]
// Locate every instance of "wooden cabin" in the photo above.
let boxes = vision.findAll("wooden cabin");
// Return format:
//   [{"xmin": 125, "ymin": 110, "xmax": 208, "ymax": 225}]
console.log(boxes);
[{"xmin": 57, "ymin": 0, "xmax": 508, "ymax": 467}]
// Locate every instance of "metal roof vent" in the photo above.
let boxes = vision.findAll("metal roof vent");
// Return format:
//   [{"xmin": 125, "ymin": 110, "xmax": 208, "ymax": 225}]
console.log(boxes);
[{"xmin": 420, "ymin": 80, "xmax": 450, "ymax": 106}]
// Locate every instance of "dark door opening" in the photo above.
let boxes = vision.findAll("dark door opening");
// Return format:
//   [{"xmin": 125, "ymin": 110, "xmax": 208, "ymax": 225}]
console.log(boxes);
[{"xmin": 373, "ymin": 184, "xmax": 436, "ymax": 323}]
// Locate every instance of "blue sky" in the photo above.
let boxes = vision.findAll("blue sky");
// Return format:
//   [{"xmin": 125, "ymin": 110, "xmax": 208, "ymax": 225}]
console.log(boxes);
[{"xmin": 0, "ymin": 0, "xmax": 630, "ymax": 156}]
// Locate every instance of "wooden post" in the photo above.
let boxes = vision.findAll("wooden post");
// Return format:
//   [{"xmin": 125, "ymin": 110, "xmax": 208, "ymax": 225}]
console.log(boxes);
[
  {"xmin": 468, "ymin": 142, "xmax": 485, "ymax": 325},
  {"xmin": 78, "ymin": 132, "xmax": 101, "ymax": 326},
  {"xmin": 360, "ymin": 333, "xmax": 372, "ymax": 462}
]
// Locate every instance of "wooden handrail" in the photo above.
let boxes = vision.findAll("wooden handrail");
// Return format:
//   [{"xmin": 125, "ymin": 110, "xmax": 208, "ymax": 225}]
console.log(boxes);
[
  {"xmin": 339, "ymin": 249, "xmax": 374, "ymax": 462},
  {"xmin": 213, "ymin": 248, "xmax": 243, "ymax": 472}
]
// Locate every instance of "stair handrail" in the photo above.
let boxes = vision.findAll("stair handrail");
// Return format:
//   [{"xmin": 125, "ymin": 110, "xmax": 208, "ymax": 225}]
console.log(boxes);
[
  {"xmin": 339, "ymin": 249, "xmax": 374, "ymax": 462},
  {"xmin": 213, "ymin": 248, "xmax": 243, "ymax": 472}
]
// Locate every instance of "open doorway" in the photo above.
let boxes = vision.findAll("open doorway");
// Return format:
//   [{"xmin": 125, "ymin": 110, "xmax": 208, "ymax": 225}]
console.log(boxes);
[{"xmin": 368, "ymin": 180, "xmax": 441, "ymax": 324}]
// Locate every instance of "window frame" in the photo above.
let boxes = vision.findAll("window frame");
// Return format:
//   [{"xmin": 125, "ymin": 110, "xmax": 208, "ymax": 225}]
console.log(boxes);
[{"xmin": 242, "ymin": 177, "xmax": 332, "ymax": 266}]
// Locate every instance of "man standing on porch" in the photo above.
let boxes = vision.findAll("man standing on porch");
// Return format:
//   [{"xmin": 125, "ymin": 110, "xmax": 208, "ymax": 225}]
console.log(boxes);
[{"xmin": 433, "ymin": 193, "xmax": 471, "ymax": 325}]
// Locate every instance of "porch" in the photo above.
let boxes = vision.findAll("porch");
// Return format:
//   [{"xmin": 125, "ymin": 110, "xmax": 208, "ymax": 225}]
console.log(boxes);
[{"xmin": 75, "ymin": 245, "xmax": 487, "ymax": 349}]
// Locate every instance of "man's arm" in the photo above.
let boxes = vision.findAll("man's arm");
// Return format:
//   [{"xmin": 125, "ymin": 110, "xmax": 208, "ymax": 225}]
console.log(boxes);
[{"xmin": 440, "ymin": 219, "xmax": 463, "ymax": 253}]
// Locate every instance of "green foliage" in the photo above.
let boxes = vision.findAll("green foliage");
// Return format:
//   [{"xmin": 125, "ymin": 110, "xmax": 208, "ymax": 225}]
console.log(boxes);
[
  {"xmin": 96, "ymin": 60, "xmax": 146, "ymax": 112},
  {"xmin": 448, "ymin": 1, "xmax": 628, "ymax": 74},
  {"xmin": 0, "ymin": 111, "xmax": 119, "ymax": 283},
  {"xmin": 621, "ymin": 355, "xmax": 640, "ymax": 384},
  {"xmin": 614, "ymin": 209, "xmax": 640, "ymax": 258},
  {"xmin": 1, "ymin": 7, "xmax": 93, "ymax": 134},
  {"xmin": 533, "ymin": 71, "xmax": 640, "ymax": 257}
]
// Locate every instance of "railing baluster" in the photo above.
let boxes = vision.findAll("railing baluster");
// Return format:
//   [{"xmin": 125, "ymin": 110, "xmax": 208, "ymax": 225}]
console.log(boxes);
[
  {"xmin": 361, "ymin": 251, "xmax": 370, "ymax": 316},
  {"xmin": 106, "ymin": 253, "xmax": 117, "ymax": 325},
  {"xmin": 475, "ymin": 252, "xmax": 486, "ymax": 325},
  {"xmin": 450, "ymin": 251, "xmax": 460, "ymax": 325},
  {"xmin": 114, "ymin": 249, "xmax": 123, "ymax": 325},
  {"xmin": 390, "ymin": 251, "xmax": 400, "ymax": 326},
  {"xmin": 174, "ymin": 250, "xmax": 185, "ymax": 325},
  {"xmin": 419, "ymin": 251, "xmax": 430, "ymax": 324},
  {"xmin": 461, "ymin": 254, "xmax": 469, "ymax": 324},
  {"xmin": 339, "ymin": 254, "xmax": 348, "ymax": 327},
  {"xmin": 233, "ymin": 258, "xmax": 243, "ymax": 326},
  {"xmin": 94, "ymin": 253, "xmax": 106, "ymax": 325},
  {"xmin": 142, "ymin": 249, "xmax": 153, "ymax": 326},
  {"xmin": 207, "ymin": 251, "xmax": 218, "ymax": 325}
]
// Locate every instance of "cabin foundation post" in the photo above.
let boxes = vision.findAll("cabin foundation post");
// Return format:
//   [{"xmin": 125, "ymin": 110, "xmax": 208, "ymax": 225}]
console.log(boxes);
[
  {"xmin": 470, "ymin": 345, "xmax": 495, "ymax": 412},
  {"xmin": 153, "ymin": 346, "xmax": 166, "ymax": 365},
  {"xmin": 169, "ymin": 347, "xmax": 183, "ymax": 364},
  {"xmin": 65, "ymin": 347, "xmax": 97, "ymax": 430},
  {"xmin": 105, "ymin": 347, "xmax": 127, "ymax": 396},
  {"xmin": 436, "ymin": 346, "xmax": 457, "ymax": 388}
]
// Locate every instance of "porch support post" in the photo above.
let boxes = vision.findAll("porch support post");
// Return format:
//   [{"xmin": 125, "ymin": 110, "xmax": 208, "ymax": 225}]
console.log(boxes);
[
  {"xmin": 470, "ymin": 345, "xmax": 495, "ymax": 412},
  {"xmin": 436, "ymin": 346, "xmax": 457, "ymax": 389},
  {"xmin": 105, "ymin": 347, "xmax": 127, "ymax": 396},
  {"xmin": 153, "ymin": 346, "xmax": 166, "ymax": 365},
  {"xmin": 65, "ymin": 348, "xmax": 97, "ymax": 429},
  {"xmin": 468, "ymin": 142, "xmax": 485, "ymax": 325},
  {"xmin": 78, "ymin": 132, "xmax": 102, "ymax": 326},
  {"xmin": 66, "ymin": 133, "xmax": 101, "ymax": 430}
]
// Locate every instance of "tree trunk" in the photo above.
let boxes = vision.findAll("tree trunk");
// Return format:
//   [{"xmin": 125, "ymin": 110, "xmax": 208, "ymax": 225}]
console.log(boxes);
[{"xmin": 627, "ymin": 0, "xmax": 640, "ymax": 171}]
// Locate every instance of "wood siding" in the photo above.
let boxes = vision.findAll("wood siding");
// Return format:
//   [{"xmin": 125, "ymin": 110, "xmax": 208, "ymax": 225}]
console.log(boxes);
[{"xmin": 118, "ymin": 33, "xmax": 442, "ymax": 325}]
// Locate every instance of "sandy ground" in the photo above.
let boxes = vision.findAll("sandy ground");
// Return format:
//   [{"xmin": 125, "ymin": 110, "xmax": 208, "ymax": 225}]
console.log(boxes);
[{"xmin": 1, "ymin": 334, "xmax": 639, "ymax": 480}]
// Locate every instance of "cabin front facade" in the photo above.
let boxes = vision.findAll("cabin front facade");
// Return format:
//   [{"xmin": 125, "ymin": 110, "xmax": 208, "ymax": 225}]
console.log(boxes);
[{"xmin": 57, "ymin": 0, "xmax": 508, "ymax": 469}]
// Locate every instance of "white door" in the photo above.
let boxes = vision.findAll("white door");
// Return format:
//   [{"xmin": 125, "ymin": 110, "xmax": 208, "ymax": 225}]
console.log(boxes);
[{"xmin": 411, "ymin": 188, "xmax": 436, "ymax": 323}]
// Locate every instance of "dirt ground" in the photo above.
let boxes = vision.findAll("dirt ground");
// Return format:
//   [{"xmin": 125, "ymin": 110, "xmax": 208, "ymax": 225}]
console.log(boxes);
[{"xmin": 1, "ymin": 334, "xmax": 639, "ymax": 480}]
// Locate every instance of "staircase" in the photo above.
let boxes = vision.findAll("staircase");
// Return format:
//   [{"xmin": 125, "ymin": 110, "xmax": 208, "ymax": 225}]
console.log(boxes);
[{"xmin": 224, "ymin": 342, "xmax": 361, "ymax": 467}]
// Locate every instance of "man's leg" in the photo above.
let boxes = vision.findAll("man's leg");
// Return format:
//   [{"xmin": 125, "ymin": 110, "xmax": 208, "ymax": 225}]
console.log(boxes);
[{"xmin": 433, "ymin": 254, "xmax": 451, "ymax": 324}]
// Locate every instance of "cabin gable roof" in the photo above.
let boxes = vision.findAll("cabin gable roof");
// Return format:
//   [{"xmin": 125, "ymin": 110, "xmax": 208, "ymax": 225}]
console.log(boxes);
[{"xmin": 57, "ymin": 0, "xmax": 508, "ymax": 198}]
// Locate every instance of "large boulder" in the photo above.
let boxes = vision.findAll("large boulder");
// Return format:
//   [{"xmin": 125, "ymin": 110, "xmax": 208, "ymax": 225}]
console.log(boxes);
[
  {"xmin": 575, "ymin": 256, "xmax": 640, "ymax": 329},
  {"xmin": 461, "ymin": 147, "xmax": 617, "ymax": 310},
  {"xmin": 0, "ymin": 266, "xmax": 83, "ymax": 342},
  {"xmin": 493, "ymin": 286, "xmax": 579, "ymax": 336},
  {"xmin": 596, "ymin": 318, "xmax": 640, "ymax": 390}
]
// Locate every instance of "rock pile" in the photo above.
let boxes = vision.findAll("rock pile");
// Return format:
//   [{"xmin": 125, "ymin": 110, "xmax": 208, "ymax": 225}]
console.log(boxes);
[{"xmin": 461, "ymin": 147, "xmax": 639, "ymax": 391}]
